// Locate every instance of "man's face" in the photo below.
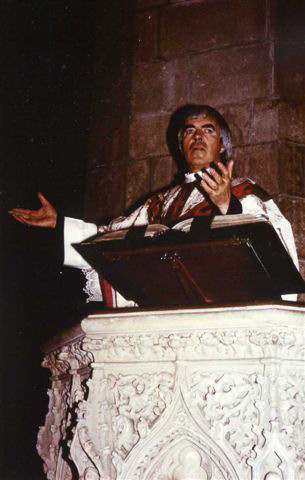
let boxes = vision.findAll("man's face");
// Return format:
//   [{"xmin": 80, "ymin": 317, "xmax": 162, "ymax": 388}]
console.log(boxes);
[{"xmin": 182, "ymin": 114, "xmax": 224, "ymax": 172}]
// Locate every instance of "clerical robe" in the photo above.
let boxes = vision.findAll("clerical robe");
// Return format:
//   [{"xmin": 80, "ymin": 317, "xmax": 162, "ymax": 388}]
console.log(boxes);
[{"xmin": 64, "ymin": 173, "xmax": 299, "ymax": 306}]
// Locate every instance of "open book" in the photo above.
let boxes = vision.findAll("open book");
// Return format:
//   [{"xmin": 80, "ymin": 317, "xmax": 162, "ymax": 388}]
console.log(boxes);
[{"xmin": 83, "ymin": 213, "xmax": 268, "ymax": 244}]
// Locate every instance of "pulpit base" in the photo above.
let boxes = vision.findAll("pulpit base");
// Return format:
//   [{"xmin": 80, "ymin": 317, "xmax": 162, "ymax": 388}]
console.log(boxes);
[{"xmin": 37, "ymin": 302, "xmax": 305, "ymax": 480}]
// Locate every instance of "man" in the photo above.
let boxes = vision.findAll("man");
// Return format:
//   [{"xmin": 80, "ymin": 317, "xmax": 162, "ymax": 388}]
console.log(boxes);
[{"xmin": 9, "ymin": 104, "xmax": 298, "ymax": 306}]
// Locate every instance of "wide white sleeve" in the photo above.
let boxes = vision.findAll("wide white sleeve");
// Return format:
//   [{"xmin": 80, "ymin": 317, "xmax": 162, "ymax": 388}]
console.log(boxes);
[
  {"xmin": 62, "ymin": 205, "xmax": 150, "ymax": 305},
  {"xmin": 63, "ymin": 217, "xmax": 104, "ymax": 302},
  {"xmin": 64, "ymin": 217, "xmax": 98, "ymax": 268},
  {"xmin": 63, "ymin": 204, "xmax": 149, "ymax": 268},
  {"xmin": 240, "ymin": 195, "xmax": 299, "ymax": 301},
  {"xmin": 240, "ymin": 195, "xmax": 298, "ymax": 268}
]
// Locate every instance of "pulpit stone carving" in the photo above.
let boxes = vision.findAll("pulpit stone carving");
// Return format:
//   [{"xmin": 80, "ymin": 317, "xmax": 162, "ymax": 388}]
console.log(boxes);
[{"xmin": 37, "ymin": 303, "xmax": 305, "ymax": 480}]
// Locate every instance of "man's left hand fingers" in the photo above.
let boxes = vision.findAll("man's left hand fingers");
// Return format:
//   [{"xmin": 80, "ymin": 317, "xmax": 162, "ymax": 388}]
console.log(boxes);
[
  {"xmin": 213, "ymin": 160, "xmax": 234, "ymax": 181},
  {"xmin": 215, "ymin": 162, "xmax": 229, "ymax": 178},
  {"xmin": 9, "ymin": 208, "xmax": 36, "ymax": 215},
  {"xmin": 202, "ymin": 173, "xmax": 218, "ymax": 190},
  {"xmin": 209, "ymin": 168, "xmax": 223, "ymax": 184},
  {"xmin": 9, "ymin": 212, "xmax": 29, "ymax": 225},
  {"xmin": 217, "ymin": 159, "xmax": 234, "ymax": 179},
  {"xmin": 200, "ymin": 179, "xmax": 213, "ymax": 195}
]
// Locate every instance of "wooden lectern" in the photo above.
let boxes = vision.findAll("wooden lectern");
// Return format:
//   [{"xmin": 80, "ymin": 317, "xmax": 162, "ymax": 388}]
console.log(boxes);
[{"xmin": 74, "ymin": 220, "xmax": 305, "ymax": 307}]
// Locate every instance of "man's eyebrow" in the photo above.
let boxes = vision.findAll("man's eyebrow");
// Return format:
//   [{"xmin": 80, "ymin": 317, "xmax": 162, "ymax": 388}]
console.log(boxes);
[
  {"xmin": 183, "ymin": 122, "xmax": 216, "ymax": 131},
  {"xmin": 202, "ymin": 123, "xmax": 216, "ymax": 130}
]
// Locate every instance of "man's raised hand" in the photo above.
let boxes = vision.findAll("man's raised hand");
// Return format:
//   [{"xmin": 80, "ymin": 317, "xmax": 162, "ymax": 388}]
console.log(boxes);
[
  {"xmin": 9, "ymin": 192, "xmax": 57, "ymax": 228},
  {"xmin": 201, "ymin": 159, "xmax": 234, "ymax": 214}
]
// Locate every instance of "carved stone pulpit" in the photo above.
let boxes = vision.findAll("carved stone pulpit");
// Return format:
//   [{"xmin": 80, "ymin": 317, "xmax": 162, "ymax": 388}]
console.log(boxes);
[{"xmin": 37, "ymin": 302, "xmax": 305, "ymax": 480}]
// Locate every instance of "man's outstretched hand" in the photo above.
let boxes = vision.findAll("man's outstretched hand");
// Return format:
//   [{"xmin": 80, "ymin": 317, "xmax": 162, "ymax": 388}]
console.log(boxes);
[{"xmin": 9, "ymin": 192, "xmax": 57, "ymax": 228}]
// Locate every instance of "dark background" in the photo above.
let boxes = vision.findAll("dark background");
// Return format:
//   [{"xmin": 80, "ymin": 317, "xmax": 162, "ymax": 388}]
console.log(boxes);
[{"xmin": 0, "ymin": 1, "xmax": 128, "ymax": 478}]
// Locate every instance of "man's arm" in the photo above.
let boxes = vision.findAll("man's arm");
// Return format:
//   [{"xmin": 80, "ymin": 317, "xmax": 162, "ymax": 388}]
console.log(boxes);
[
  {"xmin": 9, "ymin": 192, "xmax": 57, "ymax": 228},
  {"xmin": 9, "ymin": 193, "xmax": 99, "ymax": 269},
  {"xmin": 64, "ymin": 217, "xmax": 97, "ymax": 268}
]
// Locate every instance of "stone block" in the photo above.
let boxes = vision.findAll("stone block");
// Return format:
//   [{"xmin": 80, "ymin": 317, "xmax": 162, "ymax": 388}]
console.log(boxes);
[
  {"xmin": 252, "ymin": 100, "xmax": 280, "ymax": 144},
  {"xmin": 278, "ymin": 143, "xmax": 305, "ymax": 197},
  {"xmin": 126, "ymin": 159, "xmax": 151, "ymax": 208},
  {"xmin": 160, "ymin": 113, "xmax": 172, "ymax": 153},
  {"xmin": 189, "ymin": 44, "xmax": 272, "ymax": 106},
  {"xmin": 85, "ymin": 164, "xmax": 127, "ymax": 222},
  {"xmin": 169, "ymin": 58, "xmax": 191, "ymax": 108},
  {"xmin": 279, "ymin": 102, "xmax": 305, "ymax": 144},
  {"xmin": 150, "ymin": 155, "xmax": 176, "ymax": 191},
  {"xmin": 129, "ymin": 116, "xmax": 160, "ymax": 159},
  {"xmin": 219, "ymin": 103, "xmax": 251, "ymax": 147},
  {"xmin": 129, "ymin": 114, "xmax": 170, "ymax": 159},
  {"xmin": 233, "ymin": 143, "xmax": 279, "ymax": 195},
  {"xmin": 94, "ymin": 123, "xmax": 129, "ymax": 169},
  {"xmin": 131, "ymin": 61, "xmax": 172, "ymax": 114},
  {"xmin": 133, "ymin": 10, "xmax": 158, "ymax": 64},
  {"xmin": 131, "ymin": 59, "xmax": 190, "ymax": 114},
  {"xmin": 276, "ymin": 195, "xmax": 305, "ymax": 258},
  {"xmin": 275, "ymin": 43, "xmax": 305, "ymax": 101},
  {"xmin": 159, "ymin": 0, "xmax": 266, "ymax": 59}
]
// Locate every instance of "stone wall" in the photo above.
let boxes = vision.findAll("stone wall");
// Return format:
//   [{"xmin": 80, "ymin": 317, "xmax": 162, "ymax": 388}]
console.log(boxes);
[
  {"xmin": 84, "ymin": 2, "xmax": 134, "ymax": 222},
  {"xmin": 85, "ymin": 0, "xmax": 305, "ymax": 285}
]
